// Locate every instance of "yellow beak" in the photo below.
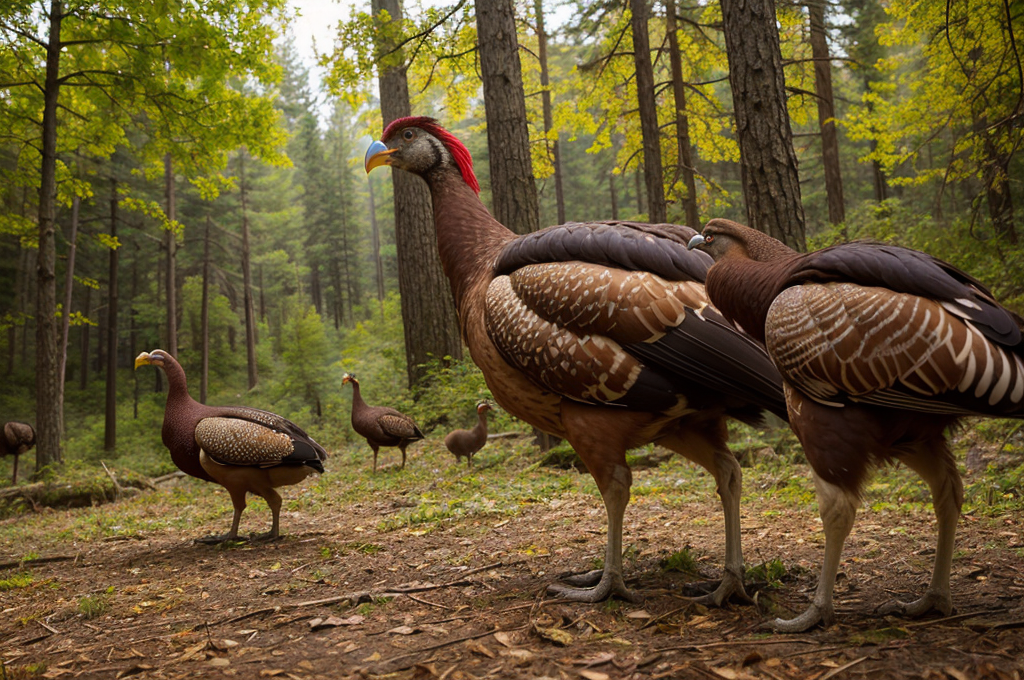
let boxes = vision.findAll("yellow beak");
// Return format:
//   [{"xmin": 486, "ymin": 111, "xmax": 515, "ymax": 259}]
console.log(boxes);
[
  {"xmin": 134, "ymin": 352, "xmax": 152, "ymax": 369},
  {"xmin": 364, "ymin": 140, "xmax": 395, "ymax": 173}
]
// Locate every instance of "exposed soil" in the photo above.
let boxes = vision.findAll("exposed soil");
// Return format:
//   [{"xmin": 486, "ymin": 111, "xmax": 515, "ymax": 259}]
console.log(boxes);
[{"xmin": 1, "ymin": 444, "xmax": 1023, "ymax": 680}]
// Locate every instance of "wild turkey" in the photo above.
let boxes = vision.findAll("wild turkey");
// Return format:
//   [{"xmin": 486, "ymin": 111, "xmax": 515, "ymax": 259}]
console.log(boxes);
[
  {"xmin": 342, "ymin": 374, "xmax": 423, "ymax": 472},
  {"xmin": 365, "ymin": 118, "xmax": 787, "ymax": 604},
  {"xmin": 1, "ymin": 421, "xmax": 36, "ymax": 484},
  {"xmin": 445, "ymin": 403, "xmax": 492, "ymax": 467},
  {"xmin": 135, "ymin": 350, "xmax": 327, "ymax": 543},
  {"xmin": 688, "ymin": 218, "xmax": 1024, "ymax": 630}
]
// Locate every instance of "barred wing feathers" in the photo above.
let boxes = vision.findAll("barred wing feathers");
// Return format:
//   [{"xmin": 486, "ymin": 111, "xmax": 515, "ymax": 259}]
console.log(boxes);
[{"xmin": 377, "ymin": 412, "xmax": 424, "ymax": 441}]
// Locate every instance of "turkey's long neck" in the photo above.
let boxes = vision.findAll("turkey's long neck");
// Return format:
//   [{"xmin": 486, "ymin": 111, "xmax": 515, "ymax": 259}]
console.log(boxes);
[
  {"xmin": 473, "ymin": 411, "xmax": 488, "ymax": 437},
  {"xmin": 426, "ymin": 169, "xmax": 516, "ymax": 311},
  {"xmin": 163, "ymin": 357, "xmax": 194, "ymax": 410},
  {"xmin": 350, "ymin": 383, "xmax": 368, "ymax": 413},
  {"xmin": 706, "ymin": 256, "xmax": 799, "ymax": 343}
]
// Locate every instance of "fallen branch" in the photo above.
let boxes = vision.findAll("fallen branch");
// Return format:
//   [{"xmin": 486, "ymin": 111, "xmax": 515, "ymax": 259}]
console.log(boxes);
[
  {"xmin": 294, "ymin": 591, "xmax": 373, "ymax": 609},
  {"xmin": 903, "ymin": 608, "xmax": 1005, "ymax": 629},
  {"xmin": 0, "ymin": 554, "xmax": 77, "ymax": 570},
  {"xmin": 657, "ymin": 636, "xmax": 820, "ymax": 653},
  {"xmin": 376, "ymin": 624, "xmax": 529, "ymax": 671},
  {"xmin": 150, "ymin": 471, "xmax": 186, "ymax": 485}
]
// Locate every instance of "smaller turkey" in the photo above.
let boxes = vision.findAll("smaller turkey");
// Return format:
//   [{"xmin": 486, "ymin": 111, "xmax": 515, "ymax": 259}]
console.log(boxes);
[
  {"xmin": 135, "ymin": 350, "xmax": 327, "ymax": 543},
  {"xmin": 1, "ymin": 421, "xmax": 36, "ymax": 484},
  {"xmin": 343, "ymin": 374, "xmax": 424, "ymax": 472},
  {"xmin": 444, "ymin": 403, "xmax": 492, "ymax": 467}
]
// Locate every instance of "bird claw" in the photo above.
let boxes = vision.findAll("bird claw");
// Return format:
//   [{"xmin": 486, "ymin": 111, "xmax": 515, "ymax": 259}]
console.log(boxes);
[
  {"xmin": 557, "ymin": 569, "xmax": 604, "ymax": 588},
  {"xmin": 876, "ymin": 590, "xmax": 952, "ymax": 619},
  {"xmin": 687, "ymin": 570, "xmax": 752, "ymax": 607},
  {"xmin": 771, "ymin": 602, "xmax": 833, "ymax": 632},
  {"xmin": 249, "ymin": 531, "xmax": 282, "ymax": 543},
  {"xmin": 195, "ymin": 533, "xmax": 243, "ymax": 545},
  {"xmin": 547, "ymin": 570, "xmax": 638, "ymax": 603}
]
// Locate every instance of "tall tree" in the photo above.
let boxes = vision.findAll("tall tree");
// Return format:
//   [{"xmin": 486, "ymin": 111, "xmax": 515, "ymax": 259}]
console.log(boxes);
[
  {"xmin": 808, "ymin": 0, "xmax": 845, "ymax": 227},
  {"xmin": 476, "ymin": 0, "xmax": 541, "ymax": 235},
  {"xmin": 534, "ymin": 0, "xmax": 566, "ymax": 225},
  {"xmin": 630, "ymin": 0, "xmax": 668, "ymax": 223},
  {"xmin": 665, "ymin": 0, "xmax": 700, "ymax": 228},
  {"xmin": 164, "ymin": 155, "xmax": 179, "ymax": 359},
  {"xmin": 720, "ymin": 0, "xmax": 806, "ymax": 249},
  {"xmin": 238, "ymin": 152, "xmax": 258, "ymax": 390},
  {"xmin": 372, "ymin": 0, "xmax": 463, "ymax": 386},
  {"xmin": 104, "ymin": 180, "xmax": 118, "ymax": 451}
]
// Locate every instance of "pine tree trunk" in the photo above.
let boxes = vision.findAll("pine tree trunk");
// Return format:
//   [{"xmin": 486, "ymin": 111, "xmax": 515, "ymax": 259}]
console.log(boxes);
[
  {"xmin": 809, "ymin": 0, "xmax": 845, "ymax": 228},
  {"xmin": 666, "ymin": 0, "xmax": 700, "ymax": 228},
  {"xmin": 79, "ymin": 286, "xmax": 91, "ymax": 391},
  {"xmin": 58, "ymin": 196, "xmax": 80, "ymax": 415},
  {"xmin": 164, "ymin": 154, "xmax": 179, "ymax": 356},
  {"xmin": 720, "ymin": 0, "xmax": 806, "ymax": 250},
  {"xmin": 239, "ymin": 154, "xmax": 259, "ymax": 389},
  {"xmin": 535, "ymin": 0, "xmax": 565, "ymax": 225},
  {"xmin": 130, "ymin": 242, "xmax": 139, "ymax": 419},
  {"xmin": 476, "ymin": 0, "xmax": 541, "ymax": 235},
  {"xmin": 104, "ymin": 180, "xmax": 119, "ymax": 452},
  {"xmin": 373, "ymin": 0, "xmax": 463, "ymax": 386},
  {"xmin": 200, "ymin": 216, "xmax": 211, "ymax": 404},
  {"xmin": 630, "ymin": 0, "xmax": 667, "ymax": 223},
  {"xmin": 367, "ymin": 177, "xmax": 386, "ymax": 320},
  {"xmin": 35, "ymin": 0, "xmax": 64, "ymax": 472},
  {"xmin": 609, "ymin": 171, "xmax": 619, "ymax": 220}
]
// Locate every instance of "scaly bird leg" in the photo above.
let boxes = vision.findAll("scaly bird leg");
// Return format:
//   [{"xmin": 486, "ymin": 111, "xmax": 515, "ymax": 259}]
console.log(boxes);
[
  {"xmin": 251, "ymin": 488, "xmax": 284, "ymax": 542},
  {"xmin": 11, "ymin": 452, "xmax": 18, "ymax": 485},
  {"xmin": 774, "ymin": 473, "xmax": 859, "ymax": 631},
  {"xmin": 878, "ymin": 440, "xmax": 961, "ymax": 618},
  {"xmin": 371, "ymin": 445, "xmax": 379, "ymax": 473},
  {"xmin": 197, "ymin": 486, "xmax": 247, "ymax": 544},
  {"xmin": 659, "ymin": 424, "xmax": 750, "ymax": 606},
  {"xmin": 400, "ymin": 443, "xmax": 407, "ymax": 470}
]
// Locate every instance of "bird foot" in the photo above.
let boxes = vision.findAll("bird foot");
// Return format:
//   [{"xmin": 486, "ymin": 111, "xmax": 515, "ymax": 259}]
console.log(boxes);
[
  {"xmin": 876, "ymin": 589, "xmax": 952, "ymax": 618},
  {"xmin": 771, "ymin": 602, "xmax": 834, "ymax": 632},
  {"xmin": 557, "ymin": 569, "xmax": 604, "ymax": 588},
  {"xmin": 686, "ymin": 571, "xmax": 752, "ymax": 607},
  {"xmin": 547, "ymin": 570, "xmax": 638, "ymax": 603},
  {"xmin": 195, "ymin": 533, "xmax": 243, "ymax": 545},
  {"xmin": 249, "ymin": 531, "xmax": 282, "ymax": 543}
]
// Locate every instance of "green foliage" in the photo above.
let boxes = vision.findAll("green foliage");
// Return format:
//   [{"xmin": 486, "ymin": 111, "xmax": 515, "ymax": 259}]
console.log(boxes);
[
  {"xmin": 0, "ymin": 572, "xmax": 34, "ymax": 591},
  {"xmin": 77, "ymin": 590, "xmax": 112, "ymax": 619},
  {"xmin": 660, "ymin": 548, "xmax": 701, "ymax": 574},
  {"xmin": 745, "ymin": 559, "xmax": 787, "ymax": 588}
]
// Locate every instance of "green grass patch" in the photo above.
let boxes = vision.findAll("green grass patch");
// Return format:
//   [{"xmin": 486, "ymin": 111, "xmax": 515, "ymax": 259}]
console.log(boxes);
[
  {"xmin": 660, "ymin": 548, "xmax": 701, "ymax": 574},
  {"xmin": 0, "ymin": 572, "xmax": 34, "ymax": 591}
]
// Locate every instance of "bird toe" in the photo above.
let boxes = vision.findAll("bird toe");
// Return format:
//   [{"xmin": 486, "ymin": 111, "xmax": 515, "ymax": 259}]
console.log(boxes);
[
  {"xmin": 877, "ymin": 590, "xmax": 952, "ymax": 619},
  {"xmin": 772, "ymin": 603, "xmax": 831, "ymax": 632},
  {"xmin": 547, "ymin": 572, "xmax": 638, "ymax": 603}
]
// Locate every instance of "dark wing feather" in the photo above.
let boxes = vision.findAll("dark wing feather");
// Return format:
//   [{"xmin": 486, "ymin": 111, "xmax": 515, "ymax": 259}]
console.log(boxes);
[
  {"xmin": 208, "ymin": 406, "xmax": 328, "ymax": 462},
  {"xmin": 195, "ymin": 417, "xmax": 325, "ymax": 472},
  {"xmin": 377, "ymin": 412, "xmax": 423, "ymax": 440},
  {"xmin": 794, "ymin": 243, "xmax": 1022, "ymax": 347}
]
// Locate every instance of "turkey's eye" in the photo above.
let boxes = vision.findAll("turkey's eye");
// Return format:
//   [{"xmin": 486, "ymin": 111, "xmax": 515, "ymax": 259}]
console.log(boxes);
[
  {"xmin": 403, "ymin": 129, "xmax": 415, "ymax": 140},
  {"xmin": 705, "ymin": 235, "xmax": 714, "ymax": 243}
]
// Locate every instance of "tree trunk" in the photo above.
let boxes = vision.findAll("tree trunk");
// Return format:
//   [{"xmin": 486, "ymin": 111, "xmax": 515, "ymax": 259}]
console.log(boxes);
[
  {"xmin": 630, "ymin": 0, "xmax": 667, "ymax": 224},
  {"xmin": 609, "ymin": 171, "xmax": 619, "ymax": 220},
  {"xmin": 104, "ymin": 180, "xmax": 119, "ymax": 452},
  {"xmin": 720, "ymin": 0, "xmax": 806, "ymax": 250},
  {"xmin": 476, "ymin": 0, "xmax": 541, "ymax": 235},
  {"xmin": 635, "ymin": 168, "xmax": 644, "ymax": 215},
  {"xmin": 368, "ymin": 177, "xmax": 386, "ymax": 320},
  {"xmin": 258, "ymin": 265, "xmax": 267, "ymax": 324},
  {"xmin": 130, "ymin": 242, "xmax": 139, "ymax": 419},
  {"xmin": 373, "ymin": 0, "xmax": 463, "ymax": 386},
  {"xmin": 79, "ymin": 286, "xmax": 91, "ymax": 391},
  {"xmin": 985, "ymin": 145, "xmax": 1017, "ymax": 243},
  {"xmin": 665, "ymin": 0, "xmax": 700, "ymax": 228},
  {"xmin": 200, "ymin": 216, "xmax": 211, "ymax": 404},
  {"xmin": 164, "ymin": 154, "xmax": 178, "ymax": 356},
  {"xmin": 535, "ymin": 0, "xmax": 565, "ymax": 225},
  {"xmin": 35, "ymin": 0, "xmax": 64, "ymax": 472},
  {"xmin": 809, "ymin": 0, "xmax": 845, "ymax": 229},
  {"xmin": 239, "ymin": 153, "xmax": 259, "ymax": 390},
  {"xmin": 58, "ymin": 196, "xmax": 80, "ymax": 415}
]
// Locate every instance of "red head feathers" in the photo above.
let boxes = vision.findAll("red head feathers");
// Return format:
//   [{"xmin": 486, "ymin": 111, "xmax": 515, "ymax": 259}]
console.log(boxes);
[{"xmin": 381, "ymin": 116, "xmax": 480, "ymax": 195}]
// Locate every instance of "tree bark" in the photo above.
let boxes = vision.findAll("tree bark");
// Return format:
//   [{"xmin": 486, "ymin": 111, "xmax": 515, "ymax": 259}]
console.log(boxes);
[
  {"xmin": 809, "ymin": 0, "xmax": 845, "ymax": 229},
  {"xmin": 535, "ymin": 0, "xmax": 565, "ymax": 225},
  {"xmin": 58, "ymin": 196, "xmax": 80, "ymax": 417},
  {"xmin": 720, "ymin": 0, "xmax": 806, "ymax": 250},
  {"xmin": 476, "ymin": 0, "xmax": 541, "ymax": 235},
  {"xmin": 630, "ymin": 0, "xmax": 667, "ymax": 224},
  {"xmin": 164, "ymin": 154, "xmax": 179, "ymax": 356},
  {"xmin": 609, "ymin": 171, "xmax": 618, "ymax": 220},
  {"xmin": 373, "ymin": 0, "xmax": 463, "ymax": 386},
  {"xmin": 238, "ymin": 153, "xmax": 259, "ymax": 389},
  {"xmin": 367, "ymin": 176, "xmax": 385, "ymax": 320},
  {"xmin": 79, "ymin": 286, "xmax": 91, "ymax": 391},
  {"xmin": 35, "ymin": 0, "xmax": 64, "ymax": 471},
  {"xmin": 665, "ymin": 0, "xmax": 700, "ymax": 228},
  {"xmin": 200, "ymin": 216, "xmax": 211, "ymax": 404},
  {"xmin": 104, "ymin": 180, "xmax": 119, "ymax": 452}
]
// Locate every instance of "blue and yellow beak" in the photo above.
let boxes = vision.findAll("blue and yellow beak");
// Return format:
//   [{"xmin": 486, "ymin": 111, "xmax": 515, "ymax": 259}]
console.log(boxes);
[
  {"xmin": 364, "ymin": 140, "xmax": 395, "ymax": 173},
  {"xmin": 687, "ymin": 234, "xmax": 706, "ymax": 250},
  {"xmin": 134, "ymin": 352, "xmax": 153, "ymax": 369}
]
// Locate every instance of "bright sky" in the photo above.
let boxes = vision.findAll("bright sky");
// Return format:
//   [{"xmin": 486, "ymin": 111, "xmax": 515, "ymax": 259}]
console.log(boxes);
[{"xmin": 286, "ymin": 0, "xmax": 354, "ymax": 101}]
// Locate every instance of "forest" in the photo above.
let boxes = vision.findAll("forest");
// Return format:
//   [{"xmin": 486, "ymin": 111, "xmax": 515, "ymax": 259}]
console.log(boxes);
[{"xmin": 1, "ymin": 0, "xmax": 1023, "ymax": 678}]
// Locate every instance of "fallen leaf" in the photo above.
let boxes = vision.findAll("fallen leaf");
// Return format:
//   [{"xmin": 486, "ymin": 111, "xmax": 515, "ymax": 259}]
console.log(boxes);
[
  {"xmin": 493, "ymin": 631, "xmax": 515, "ymax": 647},
  {"xmin": 297, "ymin": 660, "xmax": 314, "ymax": 671},
  {"xmin": 573, "ymin": 652, "xmax": 615, "ymax": 667},
  {"xmin": 208, "ymin": 658, "xmax": 230, "ymax": 667},
  {"xmin": 711, "ymin": 668, "xmax": 738, "ymax": 680},
  {"xmin": 259, "ymin": 671, "xmax": 285, "ymax": 678},
  {"xmin": 534, "ymin": 624, "xmax": 573, "ymax": 646},
  {"xmin": 505, "ymin": 649, "xmax": 535, "ymax": 666},
  {"xmin": 579, "ymin": 672, "xmax": 609, "ymax": 680},
  {"xmin": 625, "ymin": 610, "xmax": 651, "ymax": 620},
  {"xmin": 465, "ymin": 640, "xmax": 496, "ymax": 658},
  {"xmin": 388, "ymin": 625, "xmax": 422, "ymax": 635},
  {"xmin": 363, "ymin": 652, "xmax": 382, "ymax": 662},
  {"xmin": 764, "ymin": 659, "xmax": 782, "ymax": 668},
  {"xmin": 310, "ymin": 615, "xmax": 365, "ymax": 631}
]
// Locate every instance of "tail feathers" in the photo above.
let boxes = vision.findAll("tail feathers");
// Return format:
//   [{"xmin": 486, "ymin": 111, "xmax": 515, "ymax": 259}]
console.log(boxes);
[{"xmin": 286, "ymin": 439, "xmax": 327, "ymax": 473}]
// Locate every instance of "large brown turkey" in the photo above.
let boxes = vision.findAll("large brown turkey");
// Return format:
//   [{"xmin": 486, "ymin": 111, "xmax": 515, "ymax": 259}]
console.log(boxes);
[
  {"xmin": 688, "ymin": 219, "xmax": 1024, "ymax": 630},
  {"xmin": 365, "ymin": 118, "xmax": 788, "ymax": 604},
  {"xmin": 1, "ymin": 421, "xmax": 35, "ymax": 484},
  {"xmin": 135, "ymin": 350, "xmax": 327, "ymax": 543},
  {"xmin": 343, "ymin": 374, "xmax": 423, "ymax": 472}
]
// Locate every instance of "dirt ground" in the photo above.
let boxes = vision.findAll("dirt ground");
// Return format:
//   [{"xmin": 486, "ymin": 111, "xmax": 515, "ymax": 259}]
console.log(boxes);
[{"xmin": 1, "ymin": 440, "xmax": 1023, "ymax": 680}]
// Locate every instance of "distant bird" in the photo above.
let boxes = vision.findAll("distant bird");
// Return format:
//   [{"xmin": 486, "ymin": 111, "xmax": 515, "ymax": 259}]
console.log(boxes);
[
  {"xmin": 1, "ymin": 421, "xmax": 36, "ymax": 484},
  {"xmin": 342, "ymin": 374, "xmax": 424, "ymax": 472},
  {"xmin": 445, "ymin": 403, "xmax": 492, "ymax": 467},
  {"xmin": 688, "ymin": 219, "xmax": 1024, "ymax": 630},
  {"xmin": 135, "ymin": 350, "xmax": 327, "ymax": 543},
  {"xmin": 365, "ymin": 118, "xmax": 787, "ymax": 604}
]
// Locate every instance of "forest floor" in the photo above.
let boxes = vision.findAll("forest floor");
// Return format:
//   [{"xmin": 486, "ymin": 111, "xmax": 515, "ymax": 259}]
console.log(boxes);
[{"xmin": 1, "ymin": 430, "xmax": 1023, "ymax": 680}]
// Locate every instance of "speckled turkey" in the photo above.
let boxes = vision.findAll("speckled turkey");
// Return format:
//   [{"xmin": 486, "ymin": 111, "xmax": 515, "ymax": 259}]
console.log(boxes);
[
  {"xmin": 343, "ymin": 374, "xmax": 423, "ymax": 472},
  {"xmin": 444, "ymin": 403, "xmax": 491, "ymax": 467},
  {"xmin": 365, "ymin": 118, "xmax": 788, "ymax": 604},
  {"xmin": 1, "ymin": 421, "xmax": 35, "ymax": 484},
  {"xmin": 135, "ymin": 350, "xmax": 327, "ymax": 543},
  {"xmin": 688, "ymin": 219, "xmax": 1024, "ymax": 630}
]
